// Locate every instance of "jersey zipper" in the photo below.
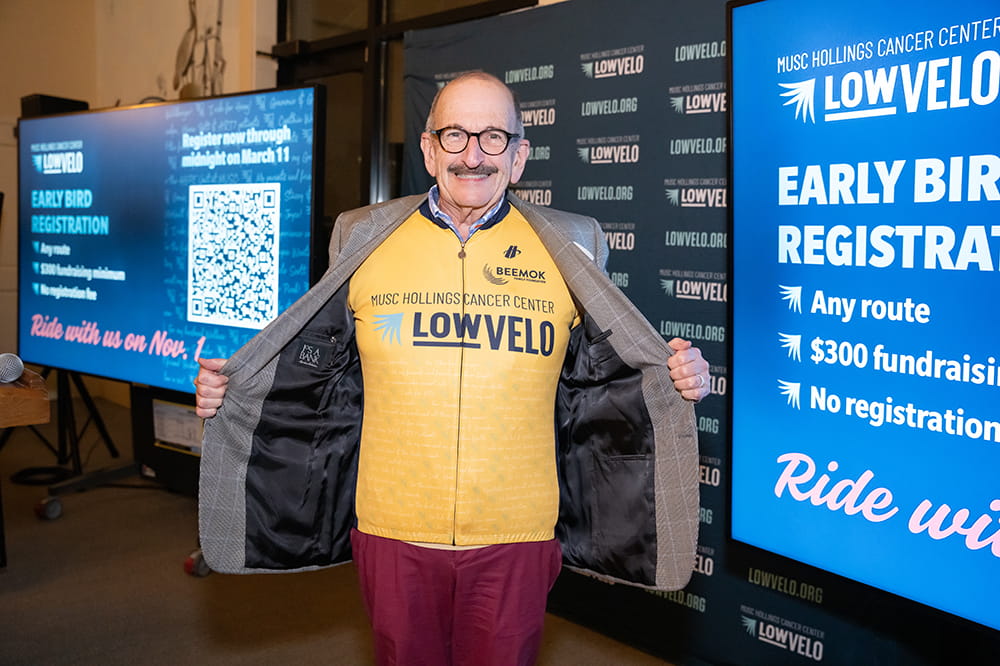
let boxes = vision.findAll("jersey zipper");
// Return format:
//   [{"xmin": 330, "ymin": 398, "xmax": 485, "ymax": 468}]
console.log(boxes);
[{"xmin": 452, "ymin": 236, "xmax": 468, "ymax": 544}]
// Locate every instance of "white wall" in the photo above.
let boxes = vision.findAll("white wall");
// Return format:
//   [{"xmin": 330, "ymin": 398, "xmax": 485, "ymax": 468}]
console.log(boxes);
[
  {"xmin": 0, "ymin": 0, "xmax": 275, "ymax": 404},
  {"xmin": 93, "ymin": 0, "xmax": 274, "ymax": 108}
]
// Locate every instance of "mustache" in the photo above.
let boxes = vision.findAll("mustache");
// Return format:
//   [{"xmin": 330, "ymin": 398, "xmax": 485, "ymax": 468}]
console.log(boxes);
[{"xmin": 448, "ymin": 164, "xmax": 498, "ymax": 176}]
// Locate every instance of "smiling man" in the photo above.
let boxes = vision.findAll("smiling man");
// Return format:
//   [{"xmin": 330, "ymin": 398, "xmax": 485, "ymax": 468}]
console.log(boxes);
[
  {"xmin": 195, "ymin": 71, "xmax": 707, "ymax": 666},
  {"xmin": 421, "ymin": 74, "xmax": 531, "ymax": 239}
]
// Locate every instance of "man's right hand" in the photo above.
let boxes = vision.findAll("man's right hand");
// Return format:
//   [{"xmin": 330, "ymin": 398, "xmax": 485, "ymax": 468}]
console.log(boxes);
[{"xmin": 194, "ymin": 357, "xmax": 229, "ymax": 418}]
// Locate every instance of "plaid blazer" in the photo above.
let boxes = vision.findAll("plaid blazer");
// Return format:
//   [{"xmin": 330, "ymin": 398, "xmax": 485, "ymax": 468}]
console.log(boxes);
[{"xmin": 199, "ymin": 191, "xmax": 699, "ymax": 590}]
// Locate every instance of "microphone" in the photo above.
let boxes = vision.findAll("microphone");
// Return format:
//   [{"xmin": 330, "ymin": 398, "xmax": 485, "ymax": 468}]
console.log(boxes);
[{"xmin": 0, "ymin": 353, "xmax": 25, "ymax": 383}]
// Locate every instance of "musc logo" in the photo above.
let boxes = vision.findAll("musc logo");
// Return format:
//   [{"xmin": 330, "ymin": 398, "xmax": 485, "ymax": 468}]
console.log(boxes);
[
  {"xmin": 670, "ymin": 92, "xmax": 727, "ymax": 115},
  {"xmin": 741, "ymin": 616, "xmax": 825, "ymax": 662},
  {"xmin": 665, "ymin": 187, "xmax": 727, "ymax": 208},
  {"xmin": 577, "ymin": 144, "xmax": 640, "ymax": 164},
  {"xmin": 661, "ymin": 279, "xmax": 727, "ymax": 302},
  {"xmin": 514, "ymin": 188, "xmax": 552, "ymax": 205},
  {"xmin": 522, "ymin": 106, "xmax": 556, "ymax": 126},
  {"xmin": 33, "ymin": 151, "xmax": 84, "ymax": 175},
  {"xmin": 580, "ymin": 54, "xmax": 644, "ymax": 79},
  {"xmin": 780, "ymin": 49, "xmax": 1000, "ymax": 124}
]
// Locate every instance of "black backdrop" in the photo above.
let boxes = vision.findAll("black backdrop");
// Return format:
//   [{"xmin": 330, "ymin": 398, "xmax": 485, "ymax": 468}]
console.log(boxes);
[{"xmin": 400, "ymin": 1, "xmax": 998, "ymax": 663}]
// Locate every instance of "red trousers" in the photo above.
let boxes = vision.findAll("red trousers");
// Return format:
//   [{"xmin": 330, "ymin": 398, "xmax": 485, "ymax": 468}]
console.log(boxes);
[{"xmin": 351, "ymin": 529, "xmax": 563, "ymax": 666}]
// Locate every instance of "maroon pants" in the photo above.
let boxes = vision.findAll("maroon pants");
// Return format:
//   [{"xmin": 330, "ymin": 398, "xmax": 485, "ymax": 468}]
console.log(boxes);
[{"xmin": 351, "ymin": 529, "xmax": 563, "ymax": 666}]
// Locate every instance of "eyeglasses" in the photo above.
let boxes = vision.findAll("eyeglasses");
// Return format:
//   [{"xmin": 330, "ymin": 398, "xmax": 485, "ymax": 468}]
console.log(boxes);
[{"xmin": 428, "ymin": 126, "xmax": 520, "ymax": 156}]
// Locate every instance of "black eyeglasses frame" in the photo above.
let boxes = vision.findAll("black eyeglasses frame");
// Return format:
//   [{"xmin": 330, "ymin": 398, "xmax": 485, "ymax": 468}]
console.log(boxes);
[{"xmin": 428, "ymin": 126, "xmax": 521, "ymax": 156}]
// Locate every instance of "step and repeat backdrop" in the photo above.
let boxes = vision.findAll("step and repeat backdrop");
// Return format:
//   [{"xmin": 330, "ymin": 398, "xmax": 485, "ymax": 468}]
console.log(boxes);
[{"xmin": 401, "ymin": 0, "xmax": 997, "ymax": 663}]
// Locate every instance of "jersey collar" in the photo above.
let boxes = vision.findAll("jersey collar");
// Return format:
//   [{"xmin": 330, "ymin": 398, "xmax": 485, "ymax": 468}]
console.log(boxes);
[{"xmin": 420, "ymin": 185, "xmax": 511, "ymax": 239}]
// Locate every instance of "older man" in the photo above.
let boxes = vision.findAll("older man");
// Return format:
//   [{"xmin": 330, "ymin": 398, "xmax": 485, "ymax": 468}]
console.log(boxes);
[{"xmin": 195, "ymin": 71, "xmax": 707, "ymax": 666}]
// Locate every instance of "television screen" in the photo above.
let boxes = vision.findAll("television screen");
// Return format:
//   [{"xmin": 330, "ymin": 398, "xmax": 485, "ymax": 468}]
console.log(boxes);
[
  {"xmin": 729, "ymin": 0, "xmax": 999, "ymax": 631},
  {"xmin": 17, "ymin": 86, "xmax": 321, "ymax": 393}
]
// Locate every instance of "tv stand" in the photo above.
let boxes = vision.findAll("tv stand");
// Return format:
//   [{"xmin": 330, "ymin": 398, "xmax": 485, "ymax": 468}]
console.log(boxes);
[{"xmin": 4, "ymin": 368, "xmax": 138, "ymax": 520}]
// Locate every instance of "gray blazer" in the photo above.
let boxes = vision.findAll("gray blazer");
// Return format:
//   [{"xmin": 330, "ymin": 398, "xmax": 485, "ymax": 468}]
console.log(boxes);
[{"xmin": 199, "ymin": 191, "xmax": 699, "ymax": 591}]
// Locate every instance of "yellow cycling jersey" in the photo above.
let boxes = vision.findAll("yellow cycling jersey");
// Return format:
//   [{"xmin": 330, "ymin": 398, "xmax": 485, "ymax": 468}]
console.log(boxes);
[{"xmin": 348, "ymin": 203, "xmax": 578, "ymax": 545}]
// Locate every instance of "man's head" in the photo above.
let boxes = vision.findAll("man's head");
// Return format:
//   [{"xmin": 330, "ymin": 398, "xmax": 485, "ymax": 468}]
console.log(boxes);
[{"xmin": 420, "ymin": 72, "xmax": 530, "ymax": 223}]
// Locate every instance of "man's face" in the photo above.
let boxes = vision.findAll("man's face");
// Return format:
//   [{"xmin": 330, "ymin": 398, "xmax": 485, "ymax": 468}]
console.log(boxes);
[{"xmin": 420, "ymin": 77, "xmax": 530, "ymax": 218}]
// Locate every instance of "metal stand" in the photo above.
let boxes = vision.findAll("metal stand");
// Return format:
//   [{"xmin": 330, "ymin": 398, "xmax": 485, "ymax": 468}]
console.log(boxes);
[{"xmin": 2, "ymin": 368, "xmax": 139, "ymax": 519}]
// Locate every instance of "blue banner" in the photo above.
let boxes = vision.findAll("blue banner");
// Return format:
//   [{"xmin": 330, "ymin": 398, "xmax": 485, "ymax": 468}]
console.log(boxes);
[{"xmin": 731, "ymin": 0, "xmax": 1000, "ymax": 633}]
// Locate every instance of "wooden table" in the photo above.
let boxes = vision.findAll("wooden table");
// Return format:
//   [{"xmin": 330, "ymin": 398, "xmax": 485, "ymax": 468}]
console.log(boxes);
[{"xmin": 0, "ymin": 368, "xmax": 51, "ymax": 566}]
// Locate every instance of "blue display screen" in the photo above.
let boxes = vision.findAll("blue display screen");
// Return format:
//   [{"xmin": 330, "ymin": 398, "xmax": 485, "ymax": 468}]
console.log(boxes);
[
  {"xmin": 17, "ymin": 87, "xmax": 319, "ymax": 393},
  {"xmin": 730, "ymin": 0, "xmax": 999, "ymax": 631}
]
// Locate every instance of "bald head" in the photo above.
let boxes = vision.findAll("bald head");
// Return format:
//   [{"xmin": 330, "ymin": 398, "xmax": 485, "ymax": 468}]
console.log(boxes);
[{"xmin": 425, "ymin": 72, "xmax": 524, "ymax": 136}]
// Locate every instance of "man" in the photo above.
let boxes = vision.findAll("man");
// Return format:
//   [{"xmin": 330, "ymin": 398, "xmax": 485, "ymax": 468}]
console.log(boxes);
[{"xmin": 195, "ymin": 72, "xmax": 708, "ymax": 666}]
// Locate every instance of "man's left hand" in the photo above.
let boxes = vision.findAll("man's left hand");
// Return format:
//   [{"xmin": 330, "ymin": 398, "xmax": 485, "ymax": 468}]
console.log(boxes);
[{"xmin": 667, "ymin": 338, "xmax": 710, "ymax": 403}]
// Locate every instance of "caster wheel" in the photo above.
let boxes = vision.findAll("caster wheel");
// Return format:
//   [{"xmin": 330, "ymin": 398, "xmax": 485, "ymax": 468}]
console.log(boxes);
[
  {"xmin": 34, "ymin": 496, "xmax": 63, "ymax": 521},
  {"xmin": 184, "ymin": 549, "xmax": 211, "ymax": 577}
]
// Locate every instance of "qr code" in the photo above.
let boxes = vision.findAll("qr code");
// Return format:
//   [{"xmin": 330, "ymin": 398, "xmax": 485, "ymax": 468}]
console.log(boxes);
[{"xmin": 187, "ymin": 183, "xmax": 281, "ymax": 329}]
